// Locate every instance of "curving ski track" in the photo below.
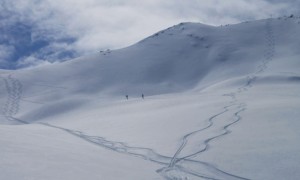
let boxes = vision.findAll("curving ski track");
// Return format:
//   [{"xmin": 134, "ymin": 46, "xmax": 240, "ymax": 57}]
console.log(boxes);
[
  {"xmin": 160, "ymin": 18, "xmax": 276, "ymax": 179},
  {"xmin": 0, "ymin": 19, "xmax": 276, "ymax": 179}
]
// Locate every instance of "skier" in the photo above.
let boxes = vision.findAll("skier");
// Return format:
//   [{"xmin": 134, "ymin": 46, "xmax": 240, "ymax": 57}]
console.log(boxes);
[
  {"xmin": 142, "ymin": 94, "xmax": 144, "ymax": 99},
  {"xmin": 126, "ymin": 95, "xmax": 128, "ymax": 100}
]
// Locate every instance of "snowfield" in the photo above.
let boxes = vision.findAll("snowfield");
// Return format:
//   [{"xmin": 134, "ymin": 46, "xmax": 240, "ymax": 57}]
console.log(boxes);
[{"xmin": 1, "ymin": 17, "xmax": 300, "ymax": 180}]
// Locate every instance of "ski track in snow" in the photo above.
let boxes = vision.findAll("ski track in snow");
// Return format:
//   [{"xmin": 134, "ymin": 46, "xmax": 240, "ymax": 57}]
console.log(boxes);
[
  {"xmin": 0, "ymin": 19, "xmax": 276, "ymax": 180},
  {"xmin": 1, "ymin": 74, "xmax": 28, "ymax": 124}
]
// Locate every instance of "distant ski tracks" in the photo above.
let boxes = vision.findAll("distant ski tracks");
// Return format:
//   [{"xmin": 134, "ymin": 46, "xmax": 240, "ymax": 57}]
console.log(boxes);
[
  {"xmin": 1, "ymin": 74, "xmax": 28, "ymax": 124},
  {"xmin": 0, "ymin": 19, "xmax": 275, "ymax": 180}
]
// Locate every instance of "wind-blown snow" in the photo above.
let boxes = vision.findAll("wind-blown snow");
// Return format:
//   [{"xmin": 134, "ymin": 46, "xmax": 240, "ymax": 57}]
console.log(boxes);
[{"xmin": 0, "ymin": 16, "xmax": 300, "ymax": 180}]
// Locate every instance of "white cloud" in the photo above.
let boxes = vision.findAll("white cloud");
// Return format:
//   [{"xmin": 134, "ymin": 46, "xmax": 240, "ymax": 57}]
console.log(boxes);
[
  {"xmin": 16, "ymin": 56, "xmax": 51, "ymax": 69},
  {"xmin": 0, "ymin": 45, "xmax": 14, "ymax": 59},
  {"xmin": 0, "ymin": 45, "xmax": 15, "ymax": 67}
]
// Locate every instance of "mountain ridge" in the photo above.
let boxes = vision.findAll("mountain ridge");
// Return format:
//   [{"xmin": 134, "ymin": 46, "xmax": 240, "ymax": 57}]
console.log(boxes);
[{"xmin": 10, "ymin": 17, "xmax": 299, "ymax": 94}]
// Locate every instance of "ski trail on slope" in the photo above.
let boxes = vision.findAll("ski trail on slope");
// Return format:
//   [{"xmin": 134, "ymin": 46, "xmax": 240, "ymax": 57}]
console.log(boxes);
[
  {"xmin": 1, "ymin": 75, "xmax": 28, "ymax": 124},
  {"xmin": 161, "ymin": 96, "xmax": 249, "ymax": 180},
  {"xmin": 38, "ymin": 122, "xmax": 248, "ymax": 180},
  {"xmin": 38, "ymin": 122, "xmax": 170, "ymax": 165},
  {"xmin": 168, "ymin": 102, "xmax": 237, "ymax": 167},
  {"xmin": 162, "ymin": 18, "xmax": 276, "ymax": 180}
]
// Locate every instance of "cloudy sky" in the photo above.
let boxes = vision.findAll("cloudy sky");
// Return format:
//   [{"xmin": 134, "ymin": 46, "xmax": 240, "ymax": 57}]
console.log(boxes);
[{"xmin": 0, "ymin": 0, "xmax": 298, "ymax": 69}]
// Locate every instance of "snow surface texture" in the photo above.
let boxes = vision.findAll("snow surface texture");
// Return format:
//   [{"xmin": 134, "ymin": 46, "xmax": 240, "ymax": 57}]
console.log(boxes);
[{"xmin": 1, "ymin": 17, "xmax": 300, "ymax": 180}]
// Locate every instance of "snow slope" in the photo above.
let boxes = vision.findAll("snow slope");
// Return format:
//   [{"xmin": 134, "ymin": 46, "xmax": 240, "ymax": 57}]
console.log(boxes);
[{"xmin": 0, "ymin": 16, "xmax": 300, "ymax": 179}]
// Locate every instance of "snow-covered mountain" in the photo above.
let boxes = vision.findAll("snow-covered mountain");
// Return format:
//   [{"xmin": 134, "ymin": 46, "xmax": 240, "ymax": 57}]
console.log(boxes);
[{"xmin": 1, "ymin": 17, "xmax": 300, "ymax": 180}]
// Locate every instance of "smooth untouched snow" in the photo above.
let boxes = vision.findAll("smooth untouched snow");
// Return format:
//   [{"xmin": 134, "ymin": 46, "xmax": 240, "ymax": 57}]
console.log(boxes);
[{"xmin": 0, "ymin": 17, "xmax": 300, "ymax": 180}]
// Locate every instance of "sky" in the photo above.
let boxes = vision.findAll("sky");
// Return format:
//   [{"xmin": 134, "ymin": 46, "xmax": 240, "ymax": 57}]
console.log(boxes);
[{"xmin": 0, "ymin": 0, "xmax": 299, "ymax": 69}]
